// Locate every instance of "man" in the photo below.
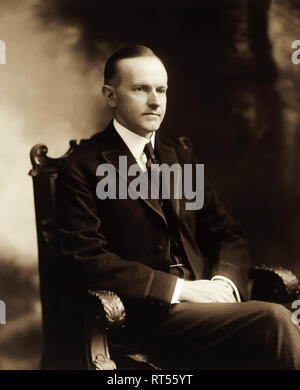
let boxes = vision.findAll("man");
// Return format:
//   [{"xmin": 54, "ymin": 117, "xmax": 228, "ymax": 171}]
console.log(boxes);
[{"xmin": 57, "ymin": 45, "xmax": 300, "ymax": 369}]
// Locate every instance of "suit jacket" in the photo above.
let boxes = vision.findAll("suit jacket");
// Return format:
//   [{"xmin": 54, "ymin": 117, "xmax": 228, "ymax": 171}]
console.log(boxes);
[{"xmin": 54, "ymin": 121, "xmax": 251, "ymax": 368}]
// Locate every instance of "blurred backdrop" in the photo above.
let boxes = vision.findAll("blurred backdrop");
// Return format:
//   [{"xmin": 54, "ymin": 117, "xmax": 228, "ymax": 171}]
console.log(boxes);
[{"xmin": 1, "ymin": 0, "xmax": 300, "ymax": 369}]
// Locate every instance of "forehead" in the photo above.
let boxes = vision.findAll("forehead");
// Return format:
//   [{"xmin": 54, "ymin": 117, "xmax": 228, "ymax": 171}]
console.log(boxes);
[{"xmin": 116, "ymin": 56, "xmax": 168, "ymax": 86}]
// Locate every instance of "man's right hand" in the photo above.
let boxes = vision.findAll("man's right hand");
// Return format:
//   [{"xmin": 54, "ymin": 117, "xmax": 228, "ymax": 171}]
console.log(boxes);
[{"xmin": 179, "ymin": 280, "xmax": 237, "ymax": 303}]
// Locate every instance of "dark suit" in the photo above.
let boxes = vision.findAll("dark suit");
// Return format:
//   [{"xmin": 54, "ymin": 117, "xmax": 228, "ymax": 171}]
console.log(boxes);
[{"xmin": 55, "ymin": 121, "xmax": 300, "ymax": 369}]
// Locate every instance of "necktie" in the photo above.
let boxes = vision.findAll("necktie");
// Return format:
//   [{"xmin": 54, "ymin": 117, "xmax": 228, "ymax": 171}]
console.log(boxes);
[
  {"xmin": 143, "ymin": 141, "xmax": 161, "ymax": 204},
  {"xmin": 143, "ymin": 142, "xmax": 159, "ymax": 169}
]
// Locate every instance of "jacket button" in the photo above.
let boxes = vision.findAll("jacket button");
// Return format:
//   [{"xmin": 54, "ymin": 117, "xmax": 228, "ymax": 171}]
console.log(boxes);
[{"xmin": 154, "ymin": 245, "xmax": 163, "ymax": 253}]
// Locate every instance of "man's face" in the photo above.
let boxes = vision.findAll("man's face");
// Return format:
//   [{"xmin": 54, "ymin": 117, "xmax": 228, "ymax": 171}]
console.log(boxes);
[{"xmin": 110, "ymin": 56, "xmax": 168, "ymax": 138}]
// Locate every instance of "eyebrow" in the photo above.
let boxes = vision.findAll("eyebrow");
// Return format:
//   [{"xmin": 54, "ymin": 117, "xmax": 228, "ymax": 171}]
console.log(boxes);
[{"xmin": 132, "ymin": 84, "xmax": 168, "ymax": 89}]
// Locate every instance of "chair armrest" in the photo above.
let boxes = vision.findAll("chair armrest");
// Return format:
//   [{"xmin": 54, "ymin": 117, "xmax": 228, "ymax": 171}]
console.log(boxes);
[
  {"xmin": 84, "ymin": 290, "xmax": 126, "ymax": 370},
  {"xmin": 87, "ymin": 290, "xmax": 126, "ymax": 330},
  {"xmin": 86, "ymin": 290, "xmax": 161, "ymax": 369},
  {"xmin": 249, "ymin": 265, "xmax": 300, "ymax": 303}
]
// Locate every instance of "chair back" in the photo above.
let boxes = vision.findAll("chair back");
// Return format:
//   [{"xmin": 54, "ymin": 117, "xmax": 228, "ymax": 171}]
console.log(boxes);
[{"xmin": 29, "ymin": 141, "xmax": 77, "ymax": 367}]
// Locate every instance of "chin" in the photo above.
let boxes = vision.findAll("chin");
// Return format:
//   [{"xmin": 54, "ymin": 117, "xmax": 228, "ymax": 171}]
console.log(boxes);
[
  {"xmin": 144, "ymin": 126, "xmax": 159, "ymax": 134},
  {"xmin": 143, "ymin": 126, "xmax": 160, "ymax": 134},
  {"xmin": 142, "ymin": 122, "xmax": 161, "ymax": 133}
]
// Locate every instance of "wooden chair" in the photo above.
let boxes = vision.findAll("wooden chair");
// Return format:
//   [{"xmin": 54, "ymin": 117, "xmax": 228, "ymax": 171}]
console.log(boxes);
[{"xmin": 29, "ymin": 141, "xmax": 300, "ymax": 370}]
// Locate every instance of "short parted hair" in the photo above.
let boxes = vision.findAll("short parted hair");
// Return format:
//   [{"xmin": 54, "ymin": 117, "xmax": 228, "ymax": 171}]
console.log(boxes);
[{"xmin": 104, "ymin": 45, "xmax": 160, "ymax": 85}]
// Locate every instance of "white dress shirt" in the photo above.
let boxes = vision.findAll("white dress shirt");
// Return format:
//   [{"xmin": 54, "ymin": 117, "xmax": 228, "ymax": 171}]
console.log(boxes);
[
  {"xmin": 113, "ymin": 118, "xmax": 241, "ymax": 304},
  {"xmin": 113, "ymin": 118, "xmax": 154, "ymax": 172}
]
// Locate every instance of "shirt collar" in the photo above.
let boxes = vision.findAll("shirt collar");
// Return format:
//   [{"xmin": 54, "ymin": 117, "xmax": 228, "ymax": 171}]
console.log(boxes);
[{"xmin": 113, "ymin": 118, "xmax": 155, "ymax": 161}]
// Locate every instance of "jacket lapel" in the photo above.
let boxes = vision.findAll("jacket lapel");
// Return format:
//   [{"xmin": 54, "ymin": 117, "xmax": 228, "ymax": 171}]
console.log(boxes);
[
  {"xmin": 98, "ymin": 122, "xmax": 167, "ymax": 224},
  {"xmin": 155, "ymin": 136, "xmax": 181, "ymax": 219}
]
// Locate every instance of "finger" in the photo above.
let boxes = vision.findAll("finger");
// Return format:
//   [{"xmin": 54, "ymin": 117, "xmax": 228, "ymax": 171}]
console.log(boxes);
[
  {"xmin": 220, "ymin": 292, "xmax": 236, "ymax": 302},
  {"xmin": 217, "ymin": 288, "xmax": 236, "ymax": 302}
]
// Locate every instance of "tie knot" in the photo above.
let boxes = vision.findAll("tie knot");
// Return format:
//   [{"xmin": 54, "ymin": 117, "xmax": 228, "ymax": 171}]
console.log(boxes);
[
  {"xmin": 143, "ymin": 142, "xmax": 156, "ymax": 161},
  {"xmin": 143, "ymin": 142, "xmax": 159, "ymax": 170}
]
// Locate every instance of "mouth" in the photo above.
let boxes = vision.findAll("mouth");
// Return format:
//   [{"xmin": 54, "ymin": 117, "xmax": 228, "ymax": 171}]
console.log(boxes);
[{"xmin": 143, "ymin": 113, "xmax": 160, "ymax": 117}]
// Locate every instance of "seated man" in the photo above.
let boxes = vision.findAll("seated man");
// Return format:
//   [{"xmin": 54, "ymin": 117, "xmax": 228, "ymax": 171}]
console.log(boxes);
[{"xmin": 56, "ymin": 45, "xmax": 300, "ymax": 370}]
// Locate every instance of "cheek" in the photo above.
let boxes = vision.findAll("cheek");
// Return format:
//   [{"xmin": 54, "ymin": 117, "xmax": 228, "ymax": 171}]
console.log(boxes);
[
  {"xmin": 128, "ymin": 101, "xmax": 146, "ymax": 119},
  {"xmin": 121, "ymin": 95, "xmax": 144, "ymax": 113},
  {"xmin": 118, "ymin": 98, "xmax": 135, "ymax": 115}
]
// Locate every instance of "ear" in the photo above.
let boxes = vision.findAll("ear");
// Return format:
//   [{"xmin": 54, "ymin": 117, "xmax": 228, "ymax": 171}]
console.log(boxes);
[{"xmin": 102, "ymin": 85, "xmax": 117, "ymax": 108}]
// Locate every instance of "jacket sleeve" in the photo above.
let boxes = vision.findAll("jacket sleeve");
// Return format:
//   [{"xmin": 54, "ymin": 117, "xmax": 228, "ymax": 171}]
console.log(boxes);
[{"xmin": 57, "ymin": 156, "xmax": 178, "ymax": 306}]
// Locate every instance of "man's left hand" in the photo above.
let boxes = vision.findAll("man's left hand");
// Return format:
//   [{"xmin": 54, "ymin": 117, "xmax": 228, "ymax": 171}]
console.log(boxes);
[{"xmin": 212, "ymin": 280, "xmax": 237, "ymax": 303}]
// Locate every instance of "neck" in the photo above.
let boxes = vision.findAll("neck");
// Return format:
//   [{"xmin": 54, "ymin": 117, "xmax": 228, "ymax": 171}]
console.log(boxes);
[{"xmin": 114, "ymin": 116, "xmax": 154, "ymax": 139}]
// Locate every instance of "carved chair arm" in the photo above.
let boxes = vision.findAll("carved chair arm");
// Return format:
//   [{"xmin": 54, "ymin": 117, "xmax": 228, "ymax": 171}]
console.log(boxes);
[
  {"xmin": 86, "ymin": 290, "xmax": 161, "ymax": 370},
  {"xmin": 249, "ymin": 265, "xmax": 300, "ymax": 303},
  {"xmin": 87, "ymin": 290, "xmax": 126, "ymax": 330},
  {"xmin": 84, "ymin": 290, "xmax": 126, "ymax": 370}
]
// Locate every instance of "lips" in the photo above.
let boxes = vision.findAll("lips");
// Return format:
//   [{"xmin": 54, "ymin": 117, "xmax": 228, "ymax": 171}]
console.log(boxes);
[{"xmin": 143, "ymin": 113, "xmax": 160, "ymax": 116}]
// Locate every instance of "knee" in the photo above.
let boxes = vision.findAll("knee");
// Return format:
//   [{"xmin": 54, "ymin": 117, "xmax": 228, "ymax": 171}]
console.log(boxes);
[{"xmin": 259, "ymin": 302, "xmax": 291, "ymax": 330}]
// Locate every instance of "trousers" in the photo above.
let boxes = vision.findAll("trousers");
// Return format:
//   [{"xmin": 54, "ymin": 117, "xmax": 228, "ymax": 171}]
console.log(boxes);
[{"xmin": 127, "ymin": 299, "xmax": 300, "ymax": 369}]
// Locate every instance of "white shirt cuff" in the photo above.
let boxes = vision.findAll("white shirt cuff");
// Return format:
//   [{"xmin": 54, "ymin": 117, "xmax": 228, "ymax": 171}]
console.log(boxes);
[
  {"xmin": 171, "ymin": 278, "xmax": 184, "ymax": 304},
  {"xmin": 211, "ymin": 275, "xmax": 241, "ymax": 302}
]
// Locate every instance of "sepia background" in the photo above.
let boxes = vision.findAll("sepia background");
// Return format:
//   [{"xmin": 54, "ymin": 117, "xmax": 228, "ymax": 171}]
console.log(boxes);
[{"xmin": 1, "ymin": 0, "xmax": 300, "ymax": 369}]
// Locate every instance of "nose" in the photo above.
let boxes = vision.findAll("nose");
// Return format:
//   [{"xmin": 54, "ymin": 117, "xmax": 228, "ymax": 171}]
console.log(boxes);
[{"xmin": 147, "ymin": 90, "xmax": 160, "ymax": 108}]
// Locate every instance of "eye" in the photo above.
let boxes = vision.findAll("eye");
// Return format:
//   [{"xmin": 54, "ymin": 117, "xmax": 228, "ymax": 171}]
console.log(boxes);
[
  {"xmin": 157, "ymin": 88, "xmax": 167, "ymax": 94},
  {"xmin": 133, "ymin": 86, "xmax": 147, "ymax": 92}
]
